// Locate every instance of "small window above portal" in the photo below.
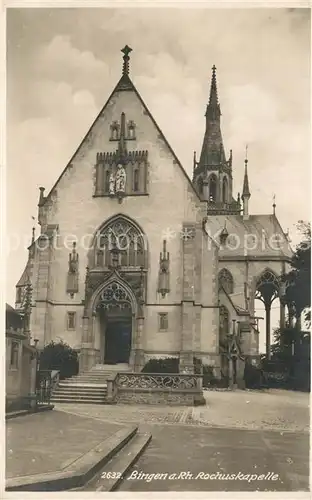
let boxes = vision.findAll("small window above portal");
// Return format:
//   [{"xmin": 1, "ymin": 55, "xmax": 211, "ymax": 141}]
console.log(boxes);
[
  {"xmin": 127, "ymin": 120, "xmax": 136, "ymax": 140},
  {"xmin": 110, "ymin": 121, "xmax": 120, "ymax": 141}
]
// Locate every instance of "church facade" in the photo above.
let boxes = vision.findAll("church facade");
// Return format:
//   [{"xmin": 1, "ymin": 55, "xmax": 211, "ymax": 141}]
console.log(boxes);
[{"xmin": 15, "ymin": 47, "xmax": 292, "ymax": 384}]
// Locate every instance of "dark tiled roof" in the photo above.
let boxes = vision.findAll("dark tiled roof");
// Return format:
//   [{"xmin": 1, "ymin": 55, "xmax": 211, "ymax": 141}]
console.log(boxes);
[
  {"xmin": 207, "ymin": 214, "xmax": 293, "ymax": 259},
  {"xmin": 6, "ymin": 303, "xmax": 23, "ymax": 330}
]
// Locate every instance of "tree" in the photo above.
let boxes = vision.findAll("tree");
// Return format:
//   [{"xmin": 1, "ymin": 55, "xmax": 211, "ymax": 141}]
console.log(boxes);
[
  {"xmin": 271, "ymin": 326, "xmax": 296, "ymax": 362},
  {"xmin": 282, "ymin": 220, "xmax": 311, "ymax": 327},
  {"xmin": 39, "ymin": 341, "xmax": 79, "ymax": 379}
]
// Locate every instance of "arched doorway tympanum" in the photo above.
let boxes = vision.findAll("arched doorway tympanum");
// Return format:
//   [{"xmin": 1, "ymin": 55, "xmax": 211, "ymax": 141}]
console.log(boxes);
[{"xmin": 94, "ymin": 280, "xmax": 136, "ymax": 365}]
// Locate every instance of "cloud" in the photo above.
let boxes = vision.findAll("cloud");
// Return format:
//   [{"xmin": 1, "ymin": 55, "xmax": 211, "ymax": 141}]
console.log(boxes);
[
  {"xmin": 6, "ymin": 79, "xmax": 99, "ymax": 303},
  {"xmin": 37, "ymin": 34, "xmax": 107, "ymax": 75},
  {"xmin": 6, "ymin": 8, "xmax": 310, "ymax": 307}
]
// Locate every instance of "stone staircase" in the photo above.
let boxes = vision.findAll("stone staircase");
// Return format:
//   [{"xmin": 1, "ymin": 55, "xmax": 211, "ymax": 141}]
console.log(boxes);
[{"xmin": 50, "ymin": 364, "xmax": 129, "ymax": 404}]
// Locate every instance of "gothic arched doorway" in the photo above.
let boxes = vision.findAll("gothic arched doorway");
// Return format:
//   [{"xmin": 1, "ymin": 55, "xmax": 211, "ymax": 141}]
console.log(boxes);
[{"xmin": 94, "ymin": 281, "xmax": 135, "ymax": 365}]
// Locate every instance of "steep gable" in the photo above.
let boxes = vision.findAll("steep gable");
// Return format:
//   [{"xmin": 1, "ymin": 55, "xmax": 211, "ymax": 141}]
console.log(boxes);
[{"xmin": 41, "ymin": 67, "xmax": 200, "ymax": 208}]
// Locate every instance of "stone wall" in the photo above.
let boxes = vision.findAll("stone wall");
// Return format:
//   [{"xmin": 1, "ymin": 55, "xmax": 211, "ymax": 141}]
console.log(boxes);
[
  {"xmin": 30, "ymin": 85, "xmax": 208, "ymax": 354},
  {"xmin": 108, "ymin": 372, "xmax": 204, "ymax": 406},
  {"xmin": 116, "ymin": 389, "xmax": 198, "ymax": 406}
]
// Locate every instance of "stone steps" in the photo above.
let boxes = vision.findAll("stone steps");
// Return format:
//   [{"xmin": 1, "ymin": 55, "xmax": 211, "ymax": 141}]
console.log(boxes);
[
  {"xmin": 50, "ymin": 364, "xmax": 129, "ymax": 404},
  {"xmin": 60, "ymin": 379, "xmax": 109, "ymax": 385},
  {"xmin": 51, "ymin": 397, "xmax": 106, "ymax": 405},
  {"xmin": 53, "ymin": 388, "xmax": 107, "ymax": 396},
  {"xmin": 72, "ymin": 430, "xmax": 152, "ymax": 491}
]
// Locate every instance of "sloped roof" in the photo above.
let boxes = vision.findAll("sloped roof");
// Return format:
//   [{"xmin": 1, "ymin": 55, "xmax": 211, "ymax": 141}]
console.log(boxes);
[
  {"xmin": 43, "ymin": 72, "xmax": 201, "ymax": 205},
  {"xmin": 219, "ymin": 285, "xmax": 250, "ymax": 316},
  {"xmin": 6, "ymin": 303, "xmax": 23, "ymax": 330},
  {"xmin": 16, "ymin": 261, "xmax": 31, "ymax": 287},
  {"xmin": 208, "ymin": 213, "xmax": 293, "ymax": 259}
]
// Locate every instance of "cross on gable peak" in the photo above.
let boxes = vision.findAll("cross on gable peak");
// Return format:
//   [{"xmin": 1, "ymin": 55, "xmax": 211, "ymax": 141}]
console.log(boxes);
[
  {"xmin": 121, "ymin": 45, "xmax": 132, "ymax": 57},
  {"xmin": 121, "ymin": 45, "xmax": 133, "ymax": 76}
]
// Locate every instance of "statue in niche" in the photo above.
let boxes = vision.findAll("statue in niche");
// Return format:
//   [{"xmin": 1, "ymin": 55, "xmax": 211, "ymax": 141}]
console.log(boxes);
[
  {"xmin": 115, "ymin": 164, "xmax": 126, "ymax": 193},
  {"xmin": 109, "ymin": 171, "xmax": 116, "ymax": 195},
  {"xmin": 67, "ymin": 242, "xmax": 79, "ymax": 296}
]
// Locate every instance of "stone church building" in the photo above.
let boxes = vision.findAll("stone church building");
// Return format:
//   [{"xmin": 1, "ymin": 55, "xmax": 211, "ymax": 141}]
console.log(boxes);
[{"xmin": 15, "ymin": 46, "xmax": 292, "ymax": 384}]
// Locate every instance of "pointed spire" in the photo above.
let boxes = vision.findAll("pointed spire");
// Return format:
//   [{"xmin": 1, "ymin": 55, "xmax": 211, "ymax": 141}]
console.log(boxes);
[
  {"xmin": 206, "ymin": 65, "xmax": 221, "ymax": 121},
  {"xmin": 273, "ymin": 194, "xmax": 276, "ymax": 215},
  {"xmin": 38, "ymin": 187, "xmax": 45, "ymax": 206},
  {"xmin": 242, "ymin": 146, "xmax": 251, "ymax": 199},
  {"xmin": 193, "ymin": 151, "xmax": 197, "ymax": 178},
  {"xmin": 228, "ymin": 149, "xmax": 233, "ymax": 168},
  {"xmin": 28, "ymin": 217, "xmax": 36, "ymax": 259},
  {"xmin": 121, "ymin": 45, "xmax": 132, "ymax": 76},
  {"xmin": 198, "ymin": 65, "xmax": 225, "ymax": 168},
  {"xmin": 31, "ymin": 218, "xmax": 35, "ymax": 245}
]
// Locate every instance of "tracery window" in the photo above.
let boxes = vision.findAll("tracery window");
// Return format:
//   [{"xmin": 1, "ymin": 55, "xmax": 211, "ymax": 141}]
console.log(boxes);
[
  {"xmin": 97, "ymin": 282, "xmax": 132, "ymax": 311},
  {"xmin": 255, "ymin": 269, "xmax": 280, "ymax": 305},
  {"xmin": 218, "ymin": 268, "xmax": 234, "ymax": 294},
  {"xmin": 95, "ymin": 217, "xmax": 146, "ymax": 268},
  {"xmin": 256, "ymin": 270, "xmax": 279, "ymax": 290}
]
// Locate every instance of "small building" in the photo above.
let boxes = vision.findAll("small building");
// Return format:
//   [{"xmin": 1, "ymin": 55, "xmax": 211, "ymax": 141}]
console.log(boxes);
[{"xmin": 6, "ymin": 304, "xmax": 37, "ymax": 411}]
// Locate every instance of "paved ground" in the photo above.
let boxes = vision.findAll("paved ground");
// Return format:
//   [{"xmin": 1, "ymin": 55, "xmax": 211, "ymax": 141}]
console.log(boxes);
[
  {"xmin": 6, "ymin": 410, "xmax": 122, "ymax": 479},
  {"xmin": 53, "ymin": 389, "xmax": 309, "ymax": 492},
  {"xmin": 119, "ymin": 425, "xmax": 309, "ymax": 491},
  {"xmin": 54, "ymin": 388, "xmax": 310, "ymax": 432}
]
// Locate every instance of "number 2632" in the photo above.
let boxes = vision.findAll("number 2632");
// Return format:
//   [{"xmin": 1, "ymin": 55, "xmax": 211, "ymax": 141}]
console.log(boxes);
[{"xmin": 101, "ymin": 472, "xmax": 122, "ymax": 480}]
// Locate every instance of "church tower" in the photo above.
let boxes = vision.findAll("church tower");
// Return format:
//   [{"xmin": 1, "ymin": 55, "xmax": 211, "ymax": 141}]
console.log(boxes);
[{"xmin": 193, "ymin": 66, "xmax": 241, "ymax": 215}]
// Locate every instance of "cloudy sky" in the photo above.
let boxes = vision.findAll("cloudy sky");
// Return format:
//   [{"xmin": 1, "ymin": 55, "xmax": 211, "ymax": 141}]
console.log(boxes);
[{"xmin": 6, "ymin": 8, "xmax": 310, "ymax": 346}]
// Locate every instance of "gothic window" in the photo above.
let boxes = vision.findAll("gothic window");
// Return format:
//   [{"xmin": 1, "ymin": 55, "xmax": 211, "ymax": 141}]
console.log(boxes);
[
  {"xmin": 209, "ymin": 174, "xmax": 217, "ymax": 202},
  {"xmin": 110, "ymin": 121, "xmax": 119, "ymax": 141},
  {"xmin": 218, "ymin": 268, "xmax": 234, "ymax": 294},
  {"xmin": 256, "ymin": 270, "xmax": 279, "ymax": 290},
  {"xmin": 95, "ymin": 217, "xmax": 146, "ymax": 269},
  {"xmin": 97, "ymin": 282, "xmax": 132, "ymax": 311},
  {"xmin": 255, "ymin": 269, "xmax": 280, "ymax": 305},
  {"xmin": 67, "ymin": 312, "xmax": 76, "ymax": 330},
  {"xmin": 96, "ymin": 249, "xmax": 104, "ymax": 267},
  {"xmin": 219, "ymin": 305, "xmax": 229, "ymax": 342},
  {"xmin": 222, "ymin": 177, "xmax": 228, "ymax": 203},
  {"xmin": 158, "ymin": 312, "xmax": 168, "ymax": 331},
  {"xmin": 197, "ymin": 177, "xmax": 204, "ymax": 195},
  {"xmin": 104, "ymin": 170, "xmax": 110, "ymax": 193},
  {"xmin": 127, "ymin": 120, "xmax": 136, "ymax": 140},
  {"xmin": 133, "ymin": 169, "xmax": 139, "ymax": 192},
  {"xmin": 10, "ymin": 341, "xmax": 20, "ymax": 369}
]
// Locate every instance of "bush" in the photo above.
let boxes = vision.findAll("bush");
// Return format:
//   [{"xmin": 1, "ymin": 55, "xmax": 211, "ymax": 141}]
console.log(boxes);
[
  {"xmin": 244, "ymin": 361, "xmax": 262, "ymax": 389},
  {"xmin": 39, "ymin": 341, "xmax": 79, "ymax": 380},
  {"xmin": 141, "ymin": 357, "xmax": 179, "ymax": 373}
]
